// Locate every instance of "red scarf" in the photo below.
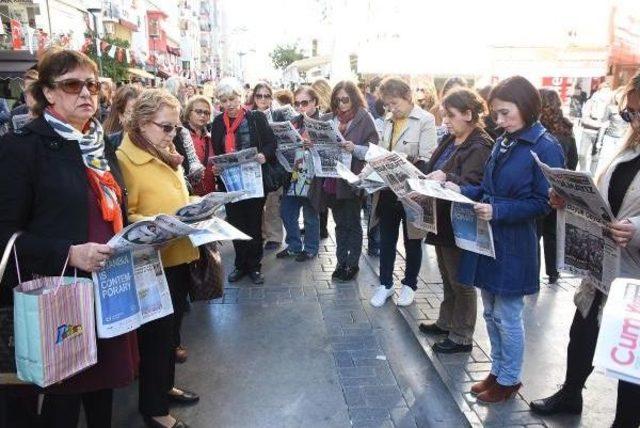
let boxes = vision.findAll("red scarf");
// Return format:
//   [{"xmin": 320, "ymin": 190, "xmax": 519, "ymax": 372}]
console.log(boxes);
[
  {"xmin": 337, "ymin": 108, "xmax": 356, "ymax": 135},
  {"xmin": 222, "ymin": 107, "xmax": 247, "ymax": 153}
]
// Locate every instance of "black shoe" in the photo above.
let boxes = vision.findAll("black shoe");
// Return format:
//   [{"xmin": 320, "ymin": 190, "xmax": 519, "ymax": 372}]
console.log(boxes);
[
  {"xmin": 339, "ymin": 266, "xmax": 359, "ymax": 281},
  {"xmin": 367, "ymin": 248, "xmax": 379, "ymax": 257},
  {"xmin": 295, "ymin": 251, "xmax": 315, "ymax": 262},
  {"xmin": 548, "ymin": 273, "xmax": 560, "ymax": 284},
  {"xmin": 249, "ymin": 271, "xmax": 265, "ymax": 284},
  {"xmin": 227, "ymin": 269, "xmax": 245, "ymax": 283},
  {"xmin": 276, "ymin": 249, "xmax": 299, "ymax": 259},
  {"xmin": 418, "ymin": 323, "xmax": 449, "ymax": 335},
  {"xmin": 432, "ymin": 338, "xmax": 472, "ymax": 353},
  {"xmin": 320, "ymin": 229, "xmax": 329, "ymax": 239},
  {"xmin": 332, "ymin": 265, "xmax": 347, "ymax": 279},
  {"xmin": 143, "ymin": 415, "xmax": 189, "ymax": 428},
  {"xmin": 167, "ymin": 387, "xmax": 200, "ymax": 405},
  {"xmin": 530, "ymin": 388, "xmax": 583, "ymax": 415},
  {"xmin": 264, "ymin": 241, "xmax": 281, "ymax": 250}
]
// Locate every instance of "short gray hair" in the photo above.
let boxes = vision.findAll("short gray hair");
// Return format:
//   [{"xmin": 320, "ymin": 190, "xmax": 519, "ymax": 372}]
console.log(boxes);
[{"xmin": 216, "ymin": 77, "xmax": 243, "ymax": 99}]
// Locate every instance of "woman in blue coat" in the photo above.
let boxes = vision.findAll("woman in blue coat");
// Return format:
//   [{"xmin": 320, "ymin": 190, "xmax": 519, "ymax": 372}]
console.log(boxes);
[{"xmin": 446, "ymin": 76, "xmax": 565, "ymax": 403}]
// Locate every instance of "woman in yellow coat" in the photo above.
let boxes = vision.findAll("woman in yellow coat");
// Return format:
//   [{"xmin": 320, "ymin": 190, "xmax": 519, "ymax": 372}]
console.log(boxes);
[{"xmin": 117, "ymin": 89, "xmax": 198, "ymax": 428}]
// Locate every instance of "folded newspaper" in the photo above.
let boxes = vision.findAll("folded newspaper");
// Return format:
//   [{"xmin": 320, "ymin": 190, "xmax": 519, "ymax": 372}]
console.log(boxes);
[
  {"xmin": 593, "ymin": 278, "xmax": 640, "ymax": 386},
  {"xmin": 335, "ymin": 162, "xmax": 386, "ymax": 194},
  {"xmin": 304, "ymin": 116, "xmax": 352, "ymax": 178},
  {"xmin": 210, "ymin": 147, "xmax": 264, "ymax": 200},
  {"xmin": 270, "ymin": 121, "xmax": 304, "ymax": 173},
  {"xmin": 108, "ymin": 191, "xmax": 250, "ymax": 254},
  {"xmin": 532, "ymin": 152, "xmax": 620, "ymax": 293}
]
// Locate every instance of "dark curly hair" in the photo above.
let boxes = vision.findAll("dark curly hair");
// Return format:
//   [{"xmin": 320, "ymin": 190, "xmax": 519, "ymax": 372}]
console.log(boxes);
[{"xmin": 539, "ymin": 88, "xmax": 573, "ymax": 138}]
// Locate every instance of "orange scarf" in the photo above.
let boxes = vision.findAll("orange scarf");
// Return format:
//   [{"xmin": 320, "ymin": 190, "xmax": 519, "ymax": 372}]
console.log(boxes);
[{"xmin": 86, "ymin": 169, "xmax": 124, "ymax": 233}]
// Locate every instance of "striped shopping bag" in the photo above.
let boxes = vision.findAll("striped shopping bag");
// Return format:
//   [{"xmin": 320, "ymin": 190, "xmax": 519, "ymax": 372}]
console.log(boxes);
[{"xmin": 6, "ymin": 233, "xmax": 97, "ymax": 387}]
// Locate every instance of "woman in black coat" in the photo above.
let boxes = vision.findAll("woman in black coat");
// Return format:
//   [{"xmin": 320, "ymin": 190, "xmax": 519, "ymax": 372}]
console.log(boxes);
[{"xmin": 210, "ymin": 78, "xmax": 276, "ymax": 284}]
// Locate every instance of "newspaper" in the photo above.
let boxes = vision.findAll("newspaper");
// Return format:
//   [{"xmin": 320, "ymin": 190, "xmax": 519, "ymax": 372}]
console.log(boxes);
[
  {"xmin": 407, "ymin": 179, "xmax": 476, "ymax": 204},
  {"xmin": 451, "ymin": 203, "xmax": 496, "ymax": 258},
  {"xmin": 210, "ymin": 147, "xmax": 264, "ymax": 200},
  {"xmin": 175, "ymin": 191, "xmax": 246, "ymax": 223},
  {"xmin": 92, "ymin": 248, "xmax": 173, "ymax": 338},
  {"xmin": 271, "ymin": 121, "xmax": 304, "ymax": 173},
  {"xmin": 593, "ymin": 278, "xmax": 640, "ymax": 385},
  {"xmin": 304, "ymin": 116, "xmax": 352, "ymax": 178},
  {"xmin": 335, "ymin": 162, "xmax": 386, "ymax": 194},
  {"xmin": 402, "ymin": 191, "xmax": 437, "ymax": 233},
  {"xmin": 368, "ymin": 151, "xmax": 426, "ymax": 198},
  {"xmin": 532, "ymin": 152, "xmax": 620, "ymax": 293}
]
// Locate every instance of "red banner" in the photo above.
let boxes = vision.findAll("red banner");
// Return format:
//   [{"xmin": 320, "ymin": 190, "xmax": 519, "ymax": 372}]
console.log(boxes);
[{"xmin": 10, "ymin": 19, "xmax": 23, "ymax": 50}]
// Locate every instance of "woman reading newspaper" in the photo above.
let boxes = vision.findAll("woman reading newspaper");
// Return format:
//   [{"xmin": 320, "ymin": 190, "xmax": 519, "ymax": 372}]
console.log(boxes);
[
  {"xmin": 530, "ymin": 72, "xmax": 640, "ymax": 428},
  {"xmin": 445, "ymin": 76, "xmax": 565, "ymax": 403},
  {"xmin": 117, "ymin": 89, "xmax": 199, "ymax": 428},
  {"xmin": 210, "ymin": 78, "xmax": 276, "ymax": 284},
  {"xmin": 0, "ymin": 49, "xmax": 137, "ymax": 427}
]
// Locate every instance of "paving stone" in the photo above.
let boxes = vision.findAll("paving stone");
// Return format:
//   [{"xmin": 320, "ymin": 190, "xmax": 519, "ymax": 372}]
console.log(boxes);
[
  {"xmin": 349, "ymin": 407, "xmax": 391, "ymax": 423},
  {"xmin": 339, "ymin": 366, "xmax": 377, "ymax": 378},
  {"xmin": 361, "ymin": 385, "xmax": 404, "ymax": 408},
  {"xmin": 390, "ymin": 406, "xmax": 417, "ymax": 428},
  {"xmin": 342, "ymin": 386, "xmax": 367, "ymax": 407},
  {"xmin": 465, "ymin": 362, "xmax": 493, "ymax": 373}
]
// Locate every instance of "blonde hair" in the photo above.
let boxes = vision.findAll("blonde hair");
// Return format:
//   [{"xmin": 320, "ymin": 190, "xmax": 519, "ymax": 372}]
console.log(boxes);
[
  {"xmin": 311, "ymin": 78, "xmax": 332, "ymax": 112},
  {"xmin": 620, "ymin": 72, "xmax": 640, "ymax": 152},
  {"xmin": 127, "ymin": 89, "xmax": 181, "ymax": 132},
  {"xmin": 182, "ymin": 95, "xmax": 213, "ymax": 123}
]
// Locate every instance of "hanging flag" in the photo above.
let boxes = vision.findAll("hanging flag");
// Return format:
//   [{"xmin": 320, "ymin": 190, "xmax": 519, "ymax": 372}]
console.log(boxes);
[
  {"xmin": 116, "ymin": 47, "xmax": 125, "ymax": 63},
  {"xmin": 80, "ymin": 37, "xmax": 92, "ymax": 54},
  {"xmin": 37, "ymin": 30, "xmax": 49, "ymax": 52},
  {"xmin": 0, "ymin": 20, "xmax": 5, "ymax": 36},
  {"xmin": 97, "ymin": 39, "xmax": 105, "ymax": 57},
  {"xmin": 107, "ymin": 44, "xmax": 117, "ymax": 58},
  {"xmin": 125, "ymin": 49, "xmax": 131, "ymax": 65},
  {"xmin": 10, "ymin": 19, "xmax": 23, "ymax": 50},
  {"xmin": 25, "ymin": 27, "xmax": 35, "ymax": 54}
]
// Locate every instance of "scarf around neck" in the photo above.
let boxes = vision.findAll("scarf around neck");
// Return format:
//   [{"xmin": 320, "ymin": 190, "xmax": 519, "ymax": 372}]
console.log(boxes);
[
  {"xmin": 337, "ymin": 108, "xmax": 356, "ymax": 135},
  {"xmin": 223, "ymin": 106, "xmax": 247, "ymax": 153},
  {"xmin": 44, "ymin": 108, "xmax": 123, "ymax": 233}
]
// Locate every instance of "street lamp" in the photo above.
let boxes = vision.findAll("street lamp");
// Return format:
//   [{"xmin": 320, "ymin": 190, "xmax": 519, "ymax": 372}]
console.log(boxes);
[{"xmin": 87, "ymin": 6, "xmax": 103, "ymax": 76}]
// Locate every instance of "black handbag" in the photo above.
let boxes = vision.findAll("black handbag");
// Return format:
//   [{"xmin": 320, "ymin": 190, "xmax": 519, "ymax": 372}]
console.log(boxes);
[{"xmin": 189, "ymin": 243, "xmax": 224, "ymax": 302}]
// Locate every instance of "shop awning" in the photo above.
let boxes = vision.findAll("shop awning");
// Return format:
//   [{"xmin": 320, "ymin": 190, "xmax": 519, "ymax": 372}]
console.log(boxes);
[
  {"xmin": 127, "ymin": 67, "xmax": 155, "ymax": 79},
  {"xmin": 0, "ymin": 50, "xmax": 37, "ymax": 79}
]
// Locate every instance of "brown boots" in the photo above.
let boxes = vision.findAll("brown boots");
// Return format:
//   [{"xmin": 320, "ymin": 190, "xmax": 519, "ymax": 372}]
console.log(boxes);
[{"xmin": 471, "ymin": 373, "xmax": 522, "ymax": 403}]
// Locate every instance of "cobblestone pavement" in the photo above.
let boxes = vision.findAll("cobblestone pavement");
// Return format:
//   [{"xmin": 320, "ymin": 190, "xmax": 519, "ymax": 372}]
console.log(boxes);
[
  {"xmin": 110, "ymin": 233, "xmax": 467, "ymax": 427},
  {"xmin": 373, "ymin": 237, "xmax": 618, "ymax": 428}
]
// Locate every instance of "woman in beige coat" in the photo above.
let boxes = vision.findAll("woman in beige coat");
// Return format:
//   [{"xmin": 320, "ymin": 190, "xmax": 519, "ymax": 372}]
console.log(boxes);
[{"xmin": 530, "ymin": 71, "xmax": 640, "ymax": 428}]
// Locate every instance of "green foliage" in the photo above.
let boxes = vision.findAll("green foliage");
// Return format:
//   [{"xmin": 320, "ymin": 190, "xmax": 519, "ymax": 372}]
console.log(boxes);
[
  {"xmin": 84, "ymin": 32, "xmax": 132, "ymax": 82},
  {"xmin": 269, "ymin": 44, "xmax": 305, "ymax": 70}
]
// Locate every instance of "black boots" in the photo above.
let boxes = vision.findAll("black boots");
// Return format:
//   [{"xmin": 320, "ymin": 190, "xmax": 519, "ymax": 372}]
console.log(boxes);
[{"xmin": 530, "ymin": 387, "xmax": 583, "ymax": 415}]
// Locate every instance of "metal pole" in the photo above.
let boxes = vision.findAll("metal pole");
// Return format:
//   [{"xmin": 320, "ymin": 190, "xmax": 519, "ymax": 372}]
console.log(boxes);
[{"xmin": 92, "ymin": 12, "xmax": 103, "ymax": 76}]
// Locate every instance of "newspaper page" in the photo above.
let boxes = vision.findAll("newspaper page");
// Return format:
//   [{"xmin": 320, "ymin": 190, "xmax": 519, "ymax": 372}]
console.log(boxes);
[
  {"xmin": 532, "ymin": 152, "xmax": 620, "ymax": 293},
  {"xmin": 210, "ymin": 147, "xmax": 264, "ymax": 200},
  {"xmin": 368, "ymin": 151, "xmax": 426, "ymax": 198},
  {"xmin": 593, "ymin": 278, "xmax": 640, "ymax": 385},
  {"xmin": 407, "ymin": 179, "xmax": 476, "ymax": 204},
  {"xmin": 92, "ymin": 248, "xmax": 173, "ymax": 338},
  {"xmin": 304, "ymin": 116, "xmax": 352, "ymax": 178},
  {"xmin": 335, "ymin": 162, "xmax": 386, "ymax": 194},
  {"xmin": 175, "ymin": 191, "xmax": 246, "ymax": 223},
  {"xmin": 557, "ymin": 203, "xmax": 620, "ymax": 294},
  {"xmin": 451, "ymin": 203, "xmax": 496, "ymax": 258},
  {"xmin": 402, "ymin": 191, "xmax": 437, "ymax": 233},
  {"xmin": 271, "ymin": 121, "xmax": 304, "ymax": 173}
]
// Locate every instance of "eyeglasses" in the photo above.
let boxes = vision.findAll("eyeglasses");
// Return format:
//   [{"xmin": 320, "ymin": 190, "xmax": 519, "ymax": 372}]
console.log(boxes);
[
  {"xmin": 294, "ymin": 99, "xmax": 311, "ymax": 108},
  {"xmin": 193, "ymin": 108, "xmax": 211, "ymax": 116},
  {"xmin": 620, "ymin": 107, "xmax": 640, "ymax": 123},
  {"xmin": 337, "ymin": 96, "xmax": 351, "ymax": 105},
  {"xmin": 151, "ymin": 121, "xmax": 181, "ymax": 134},
  {"xmin": 255, "ymin": 93, "xmax": 272, "ymax": 100},
  {"xmin": 52, "ymin": 78, "xmax": 100, "ymax": 95}
]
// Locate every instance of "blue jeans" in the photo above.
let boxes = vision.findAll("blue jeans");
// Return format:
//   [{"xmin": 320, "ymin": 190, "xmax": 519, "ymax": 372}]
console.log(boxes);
[
  {"xmin": 280, "ymin": 195, "xmax": 319, "ymax": 255},
  {"xmin": 481, "ymin": 290, "xmax": 525, "ymax": 386},
  {"xmin": 378, "ymin": 190, "xmax": 422, "ymax": 289}
]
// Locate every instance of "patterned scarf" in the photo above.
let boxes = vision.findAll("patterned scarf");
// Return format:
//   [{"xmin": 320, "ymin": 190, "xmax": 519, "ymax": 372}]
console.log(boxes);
[
  {"xmin": 44, "ymin": 108, "xmax": 123, "ymax": 233},
  {"xmin": 223, "ymin": 106, "xmax": 247, "ymax": 153}
]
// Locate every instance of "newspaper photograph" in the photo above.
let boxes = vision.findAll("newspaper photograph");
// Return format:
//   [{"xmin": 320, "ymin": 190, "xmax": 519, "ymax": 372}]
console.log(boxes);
[
  {"xmin": 270, "ymin": 121, "xmax": 304, "ymax": 145},
  {"xmin": 175, "ymin": 191, "xmax": 246, "ymax": 223},
  {"xmin": 593, "ymin": 277, "xmax": 640, "ymax": 386},
  {"xmin": 556, "ymin": 203, "xmax": 620, "ymax": 294},
  {"xmin": 92, "ymin": 248, "xmax": 173, "ymax": 338},
  {"xmin": 402, "ymin": 191, "xmax": 437, "ymax": 233},
  {"xmin": 407, "ymin": 178, "xmax": 476, "ymax": 204},
  {"xmin": 276, "ymin": 142, "xmax": 303, "ymax": 173},
  {"xmin": 451, "ymin": 202, "xmax": 496, "ymax": 258},
  {"xmin": 303, "ymin": 116, "xmax": 352, "ymax": 178},
  {"xmin": 368, "ymin": 151, "xmax": 426, "ymax": 198},
  {"xmin": 210, "ymin": 147, "xmax": 264, "ymax": 200},
  {"xmin": 335, "ymin": 162, "xmax": 387, "ymax": 194}
]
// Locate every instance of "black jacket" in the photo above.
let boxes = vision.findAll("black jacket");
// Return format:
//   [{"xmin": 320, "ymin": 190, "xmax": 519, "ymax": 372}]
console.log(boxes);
[{"xmin": 0, "ymin": 116, "xmax": 127, "ymax": 304}]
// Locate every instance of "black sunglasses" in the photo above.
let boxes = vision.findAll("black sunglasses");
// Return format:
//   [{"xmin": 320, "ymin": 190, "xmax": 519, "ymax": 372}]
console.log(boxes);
[
  {"xmin": 337, "ymin": 96, "xmax": 351, "ymax": 105},
  {"xmin": 193, "ymin": 108, "xmax": 211, "ymax": 116},
  {"xmin": 52, "ymin": 78, "xmax": 100, "ymax": 95},
  {"xmin": 152, "ymin": 121, "xmax": 181, "ymax": 134},
  {"xmin": 294, "ymin": 99, "xmax": 311, "ymax": 108},
  {"xmin": 620, "ymin": 107, "xmax": 640, "ymax": 123},
  {"xmin": 255, "ymin": 93, "xmax": 272, "ymax": 100}
]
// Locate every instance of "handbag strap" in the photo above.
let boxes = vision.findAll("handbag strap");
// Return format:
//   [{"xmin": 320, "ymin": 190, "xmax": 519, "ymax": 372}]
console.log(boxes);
[{"xmin": 0, "ymin": 232, "xmax": 22, "ymax": 286}]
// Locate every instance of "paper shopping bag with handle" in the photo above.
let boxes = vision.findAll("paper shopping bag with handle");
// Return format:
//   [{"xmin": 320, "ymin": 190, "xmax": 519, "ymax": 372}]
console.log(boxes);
[{"xmin": 7, "ymin": 233, "xmax": 98, "ymax": 387}]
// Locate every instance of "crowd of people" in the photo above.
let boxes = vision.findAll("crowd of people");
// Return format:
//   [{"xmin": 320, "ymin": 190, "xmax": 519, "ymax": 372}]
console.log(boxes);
[{"xmin": 0, "ymin": 46, "xmax": 639, "ymax": 428}]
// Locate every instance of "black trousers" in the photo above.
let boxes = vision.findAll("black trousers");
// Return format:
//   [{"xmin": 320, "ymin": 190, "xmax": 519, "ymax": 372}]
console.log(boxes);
[
  {"xmin": 537, "ymin": 211, "xmax": 558, "ymax": 278},
  {"xmin": 565, "ymin": 292, "xmax": 640, "ymax": 428},
  {"xmin": 320, "ymin": 208, "xmax": 329, "ymax": 235},
  {"xmin": 40, "ymin": 388, "xmax": 113, "ymax": 428},
  {"xmin": 225, "ymin": 197, "xmax": 266, "ymax": 272},
  {"xmin": 138, "ymin": 264, "xmax": 189, "ymax": 417}
]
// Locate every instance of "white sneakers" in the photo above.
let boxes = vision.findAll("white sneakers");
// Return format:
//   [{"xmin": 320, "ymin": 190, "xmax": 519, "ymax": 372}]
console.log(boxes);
[
  {"xmin": 369, "ymin": 285, "xmax": 415, "ymax": 307},
  {"xmin": 370, "ymin": 285, "xmax": 395, "ymax": 307},
  {"xmin": 396, "ymin": 285, "xmax": 415, "ymax": 306}
]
